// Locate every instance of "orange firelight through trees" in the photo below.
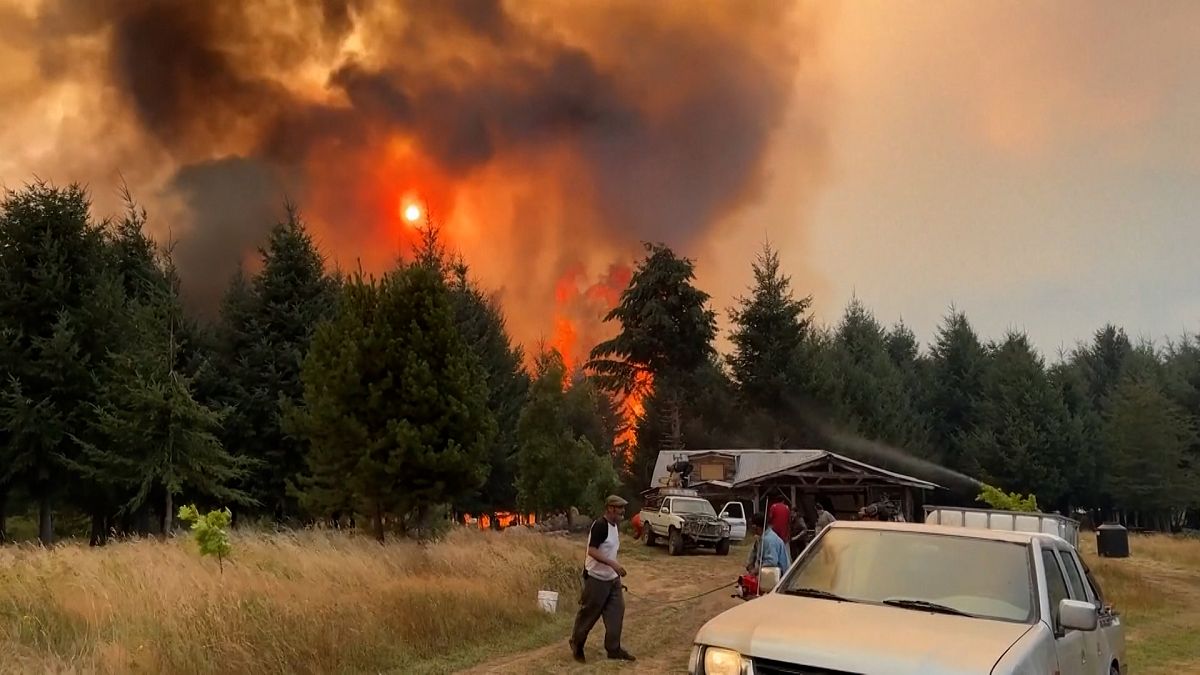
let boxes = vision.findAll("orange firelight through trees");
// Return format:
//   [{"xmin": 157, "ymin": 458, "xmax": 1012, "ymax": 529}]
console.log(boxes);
[
  {"xmin": 616, "ymin": 371, "xmax": 653, "ymax": 457},
  {"xmin": 463, "ymin": 512, "xmax": 535, "ymax": 530},
  {"xmin": 546, "ymin": 263, "xmax": 645, "ymax": 463}
]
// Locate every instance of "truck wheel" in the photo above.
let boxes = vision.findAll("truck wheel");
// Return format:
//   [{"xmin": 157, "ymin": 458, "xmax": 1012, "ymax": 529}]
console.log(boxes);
[
  {"xmin": 715, "ymin": 538, "xmax": 730, "ymax": 556},
  {"xmin": 644, "ymin": 527, "xmax": 657, "ymax": 546},
  {"xmin": 668, "ymin": 528, "xmax": 684, "ymax": 556}
]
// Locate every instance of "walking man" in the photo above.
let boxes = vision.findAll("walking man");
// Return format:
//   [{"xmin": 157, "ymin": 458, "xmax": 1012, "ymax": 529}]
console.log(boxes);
[{"xmin": 570, "ymin": 495, "xmax": 636, "ymax": 663}]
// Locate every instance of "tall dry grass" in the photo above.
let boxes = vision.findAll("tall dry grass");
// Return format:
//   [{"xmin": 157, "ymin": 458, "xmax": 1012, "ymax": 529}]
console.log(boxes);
[{"xmin": 0, "ymin": 528, "xmax": 582, "ymax": 674}]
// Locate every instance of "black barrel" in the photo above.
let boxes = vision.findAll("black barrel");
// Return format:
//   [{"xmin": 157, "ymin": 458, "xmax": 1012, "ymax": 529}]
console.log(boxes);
[{"xmin": 1096, "ymin": 522, "xmax": 1130, "ymax": 558}]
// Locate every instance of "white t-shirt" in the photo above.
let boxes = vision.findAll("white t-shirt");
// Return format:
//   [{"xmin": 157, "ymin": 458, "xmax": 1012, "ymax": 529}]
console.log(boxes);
[{"xmin": 584, "ymin": 518, "xmax": 620, "ymax": 581}]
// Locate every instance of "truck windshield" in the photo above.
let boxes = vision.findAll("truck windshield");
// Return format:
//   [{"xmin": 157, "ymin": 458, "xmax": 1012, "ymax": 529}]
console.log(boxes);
[
  {"xmin": 779, "ymin": 529, "xmax": 1036, "ymax": 624},
  {"xmin": 673, "ymin": 500, "xmax": 716, "ymax": 516}
]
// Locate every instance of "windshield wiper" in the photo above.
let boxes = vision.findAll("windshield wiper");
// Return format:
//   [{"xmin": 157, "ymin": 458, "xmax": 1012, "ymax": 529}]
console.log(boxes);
[
  {"xmin": 782, "ymin": 587, "xmax": 852, "ymax": 602},
  {"xmin": 882, "ymin": 598, "xmax": 973, "ymax": 617}
]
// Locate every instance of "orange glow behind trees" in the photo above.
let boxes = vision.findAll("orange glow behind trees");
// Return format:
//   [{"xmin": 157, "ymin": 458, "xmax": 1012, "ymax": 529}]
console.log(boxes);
[{"xmin": 340, "ymin": 139, "xmax": 650, "ymax": 466}]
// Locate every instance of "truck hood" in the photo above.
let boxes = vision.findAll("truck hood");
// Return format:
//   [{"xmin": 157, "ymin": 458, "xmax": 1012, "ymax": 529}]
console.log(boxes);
[{"xmin": 695, "ymin": 593, "xmax": 1033, "ymax": 675}]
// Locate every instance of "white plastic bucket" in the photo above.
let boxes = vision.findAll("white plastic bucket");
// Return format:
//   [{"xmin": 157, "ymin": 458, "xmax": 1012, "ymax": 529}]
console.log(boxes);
[
  {"xmin": 537, "ymin": 590, "xmax": 559, "ymax": 613},
  {"xmin": 760, "ymin": 567, "xmax": 781, "ymax": 593}
]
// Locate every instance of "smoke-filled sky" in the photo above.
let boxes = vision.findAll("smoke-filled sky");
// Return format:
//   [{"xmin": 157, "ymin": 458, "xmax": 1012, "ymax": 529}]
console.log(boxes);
[{"xmin": 2, "ymin": 0, "xmax": 1197, "ymax": 360}]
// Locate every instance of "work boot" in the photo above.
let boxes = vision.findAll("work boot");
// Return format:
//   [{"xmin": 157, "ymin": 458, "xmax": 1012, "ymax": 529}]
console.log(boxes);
[
  {"xmin": 607, "ymin": 649, "xmax": 636, "ymax": 661},
  {"xmin": 569, "ymin": 638, "xmax": 585, "ymax": 663}
]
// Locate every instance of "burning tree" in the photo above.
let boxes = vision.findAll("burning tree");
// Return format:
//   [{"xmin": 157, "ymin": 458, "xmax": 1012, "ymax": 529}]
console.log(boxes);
[{"xmin": 586, "ymin": 242, "xmax": 719, "ymax": 485}]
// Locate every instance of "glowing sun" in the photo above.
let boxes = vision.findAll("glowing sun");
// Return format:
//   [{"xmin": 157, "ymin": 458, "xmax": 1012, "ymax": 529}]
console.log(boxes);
[{"xmin": 403, "ymin": 202, "xmax": 422, "ymax": 223}]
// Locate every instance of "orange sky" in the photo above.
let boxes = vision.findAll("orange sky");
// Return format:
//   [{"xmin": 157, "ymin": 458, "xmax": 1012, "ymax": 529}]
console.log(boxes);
[
  {"xmin": 702, "ymin": 0, "xmax": 1200, "ymax": 356},
  {"xmin": 2, "ymin": 0, "xmax": 1198, "ymax": 358}
]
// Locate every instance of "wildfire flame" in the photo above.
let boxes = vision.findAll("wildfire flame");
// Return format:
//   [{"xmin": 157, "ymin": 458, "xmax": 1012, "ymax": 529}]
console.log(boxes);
[
  {"xmin": 463, "ymin": 512, "xmax": 536, "ymax": 530},
  {"xmin": 549, "ymin": 264, "xmax": 632, "ymax": 374},
  {"xmin": 616, "ymin": 371, "xmax": 653, "ymax": 459},
  {"xmin": 544, "ymin": 263, "xmax": 650, "ymax": 465}
]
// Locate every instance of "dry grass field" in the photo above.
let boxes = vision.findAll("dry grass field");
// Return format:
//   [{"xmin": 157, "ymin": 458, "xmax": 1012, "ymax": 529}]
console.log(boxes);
[
  {"xmin": 1082, "ymin": 533, "xmax": 1200, "ymax": 674},
  {"xmin": 0, "ymin": 528, "xmax": 581, "ymax": 674},
  {"xmin": 1, "ymin": 528, "xmax": 1198, "ymax": 674}
]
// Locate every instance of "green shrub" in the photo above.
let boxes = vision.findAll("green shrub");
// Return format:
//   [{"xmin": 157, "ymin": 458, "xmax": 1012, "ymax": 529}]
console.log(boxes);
[
  {"xmin": 977, "ymin": 484, "xmax": 1039, "ymax": 512},
  {"xmin": 177, "ymin": 504, "xmax": 233, "ymax": 572}
]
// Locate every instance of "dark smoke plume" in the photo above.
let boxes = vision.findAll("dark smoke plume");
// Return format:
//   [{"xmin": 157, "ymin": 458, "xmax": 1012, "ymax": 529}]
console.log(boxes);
[
  {"xmin": 24, "ymin": 0, "xmax": 823, "ymax": 321},
  {"xmin": 781, "ymin": 394, "xmax": 984, "ymax": 494}
]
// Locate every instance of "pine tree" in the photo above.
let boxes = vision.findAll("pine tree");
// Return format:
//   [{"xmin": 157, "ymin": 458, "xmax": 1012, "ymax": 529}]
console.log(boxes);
[
  {"xmin": 291, "ymin": 263, "xmax": 495, "ymax": 541},
  {"xmin": 0, "ymin": 182, "xmax": 112, "ymax": 545},
  {"xmin": 586, "ymin": 242, "xmax": 719, "ymax": 489},
  {"xmin": 447, "ymin": 263, "xmax": 530, "ymax": 520},
  {"xmin": 286, "ymin": 275, "xmax": 375, "ymax": 529},
  {"xmin": 632, "ymin": 359, "xmax": 743, "ymax": 486},
  {"xmin": 1162, "ymin": 335, "xmax": 1200, "ymax": 517},
  {"xmin": 1074, "ymin": 325, "xmax": 1134, "ymax": 410},
  {"xmin": 587, "ymin": 242, "xmax": 717, "ymax": 395},
  {"xmin": 516, "ymin": 350, "xmax": 618, "ymax": 522},
  {"xmin": 563, "ymin": 376, "xmax": 618, "ymax": 462},
  {"xmin": 71, "ymin": 199, "xmax": 163, "ymax": 541},
  {"xmin": 965, "ymin": 333, "xmax": 1070, "ymax": 505},
  {"xmin": 70, "ymin": 225, "xmax": 254, "ymax": 536},
  {"xmin": 885, "ymin": 321, "xmax": 935, "ymax": 458},
  {"xmin": 1049, "ymin": 361, "xmax": 1103, "ymax": 510},
  {"xmin": 928, "ymin": 309, "xmax": 989, "ymax": 474},
  {"xmin": 210, "ymin": 206, "xmax": 337, "ymax": 522},
  {"xmin": 828, "ymin": 300, "xmax": 922, "ymax": 452},
  {"xmin": 1104, "ymin": 377, "xmax": 1196, "ymax": 528},
  {"xmin": 728, "ymin": 242, "xmax": 813, "ymax": 410}
]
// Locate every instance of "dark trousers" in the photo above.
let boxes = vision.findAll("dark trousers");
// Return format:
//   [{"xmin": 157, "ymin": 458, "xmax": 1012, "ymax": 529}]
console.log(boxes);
[{"xmin": 571, "ymin": 572, "xmax": 624, "ymax": 654}]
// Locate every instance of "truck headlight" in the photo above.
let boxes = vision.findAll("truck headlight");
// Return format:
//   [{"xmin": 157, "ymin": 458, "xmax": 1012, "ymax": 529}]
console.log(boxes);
[{"xmin": 703, "ymin": 647, "xmax": 747, "ymax": 675}]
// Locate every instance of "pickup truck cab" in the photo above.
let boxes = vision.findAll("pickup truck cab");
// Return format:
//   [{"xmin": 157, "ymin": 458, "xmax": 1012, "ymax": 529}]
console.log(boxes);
[
  {"xmin": 689, "ymin": 520, "xmax": 1126, "ymax": 675},
  {"xmin": 640, "ymin": 488, "xmax": 737, "ymax": 556}
]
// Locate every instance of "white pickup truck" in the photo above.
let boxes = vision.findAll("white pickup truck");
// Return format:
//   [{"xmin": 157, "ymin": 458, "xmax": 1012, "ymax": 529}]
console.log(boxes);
[
  {"xmin": 689, "ymin": 520, "xmax": 1126, "ymax": 675},
  {"xmin": 640, "ymin": 488, "xmax": 742, "ymax": 556}
]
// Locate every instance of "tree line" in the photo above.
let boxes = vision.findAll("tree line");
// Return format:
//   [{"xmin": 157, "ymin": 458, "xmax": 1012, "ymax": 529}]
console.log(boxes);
[
  {"xmin": 614, "ymin": 243, "xmax": 1200, "ymax": 532},
  {"xmin": 0, "ymin": 181, "xmax": 1195, "ymax": 545}
]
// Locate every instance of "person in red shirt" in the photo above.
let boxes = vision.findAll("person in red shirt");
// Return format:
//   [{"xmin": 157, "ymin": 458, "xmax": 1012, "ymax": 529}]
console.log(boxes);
[{"xmin": 768, "ymin": 499, "xmax": 791, "ymax": 542}]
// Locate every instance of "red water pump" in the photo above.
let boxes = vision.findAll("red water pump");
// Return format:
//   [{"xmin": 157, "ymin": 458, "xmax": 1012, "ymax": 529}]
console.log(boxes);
[{"xmin": 735, "ymin": 573, "xmax": 760, "ymax": 600}]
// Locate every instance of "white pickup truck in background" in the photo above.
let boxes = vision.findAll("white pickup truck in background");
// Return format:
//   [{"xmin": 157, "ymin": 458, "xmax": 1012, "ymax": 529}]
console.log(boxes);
[
  {"xmin": 689, "ymin": 518, "xmax": 1126, "ymax": 675},
  {"xmin": 640, "ymin": 488, "xmax": 743, "ymax": 556}
]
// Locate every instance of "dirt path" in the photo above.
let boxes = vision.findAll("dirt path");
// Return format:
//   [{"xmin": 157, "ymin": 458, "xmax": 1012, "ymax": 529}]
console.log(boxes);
[{"xmin": 457, "ymin": 534, "xmax": 749, "ymax": 674}]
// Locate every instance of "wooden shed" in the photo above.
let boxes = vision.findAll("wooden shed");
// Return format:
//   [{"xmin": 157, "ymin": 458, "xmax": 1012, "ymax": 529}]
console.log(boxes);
[{"xmin": 648, "ymin": 449, "xmax": 942, "ymax": 523}]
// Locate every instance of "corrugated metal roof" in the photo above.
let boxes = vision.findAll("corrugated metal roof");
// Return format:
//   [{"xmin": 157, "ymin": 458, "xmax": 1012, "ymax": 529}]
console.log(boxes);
[
  {"xmin": 650, "ymin": 449, "xmax": 825, "ymax": 487},
  {"xmin": 648, "ymin": 448, "xmax": 940, "ymax": 490}
]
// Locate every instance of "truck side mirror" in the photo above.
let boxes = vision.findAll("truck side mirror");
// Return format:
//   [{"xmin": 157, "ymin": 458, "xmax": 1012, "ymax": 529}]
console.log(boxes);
[
  {"xmin": 660, "ymin": 506, "xmax": 669, "ymax": 513},
  {"xmin": 1058, "ymin": 599, "xmax": 1098, "ymax": 632}
]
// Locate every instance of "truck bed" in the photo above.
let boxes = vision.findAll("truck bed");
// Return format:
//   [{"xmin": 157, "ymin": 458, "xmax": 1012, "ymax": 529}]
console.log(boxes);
[{"xmin": 923, "ymin": 505, "xmax": 1081, "ymax": 548}]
